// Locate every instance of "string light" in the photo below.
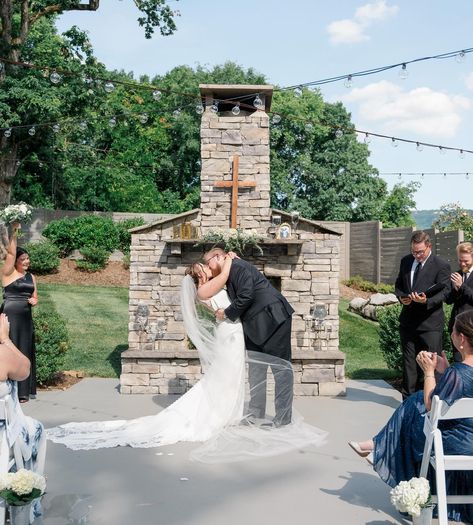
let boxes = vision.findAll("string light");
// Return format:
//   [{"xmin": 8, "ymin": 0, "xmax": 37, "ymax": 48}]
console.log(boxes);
[
  {"xmin": 104, "ymin": 82, "xmax": 115, "ymax": 93},
  {"xmin": 253, "ymin": 95, "xmax": 263, "ymax": 108},
  {"xmin": 399, "ymin": 63, "xmax": 408, "ymax": 80},
  {"xmin": 456, "ymin": 50, "xmax": 466, "ymax": 63},
  {"xmin": 152, "ymin": 90, "xmax": 162, "ymax": 101},
  {"xmin": 391, "ymin": 138, "xmax": 398, "ymax": 148},
  {"xmin": 108, "ymin": 117, "xmax": 116, "ymax": 127},
  {"xmin": 293, "ymin": 86, "xmax": 302, "ymax": 97},
  {"xmin": 335, "ymin": 129, "xmax": 343, "ymax": 138},
  {"xmin": 195, "ymin": 103, "xmax": 204, "ymax": 115},
  {"xmin": 52, "ymin": 124, "xmax": 60, "ymax": 133},
  {"xmin": 231, "ymin": 103, "xmax": 240, "ymax": 116},
  {"xmin": 210, "ymin": 101, "xmax": 219, "ymax": 114},
  {"xmin": 416, "ymin": 142, "xmax": 423, "ymax": 152},
  {"xmin": 139, "ymin": 113, "xmax": 149, "ymax": 124},
  {"xmin": 271, "ymin": 114, "xmax": 281, "ymax": 125},
  {"xmin": 3, "ymin": 129, "xmax": 11, "ymax": 138},
  {"xmin": 459, "ymin": 149, "xmax": 465, "ymax": 159},
  {"xmin": 28, "ymin": 127, "xmax": 36, "ymax": 136},
  {"xmin": 344, "ymin": 75, "xmax": 353, "ymax": 88},
  {"xmin": 50, "ymin": 71, "xmax": 61, "ymax": 84},
  {"xmin": 364, "ymin": 133, "xmax": 371, "ymax": 144}
]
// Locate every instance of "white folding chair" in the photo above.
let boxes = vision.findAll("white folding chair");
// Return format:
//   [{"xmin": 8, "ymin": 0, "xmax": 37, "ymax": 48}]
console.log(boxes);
[
  {"xmin": 420, "ymin": 394, "xmax": 473, "ymax": 525},
  {"xmin": 0, "ymin": 395, "xmax": 25, "ymax": 524}
]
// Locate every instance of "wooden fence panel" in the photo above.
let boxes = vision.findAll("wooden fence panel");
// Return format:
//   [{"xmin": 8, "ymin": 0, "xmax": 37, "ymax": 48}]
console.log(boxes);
[
  {"xmin": 435, "ymin": 230, "xmax": 464, "ymax": 270},
  {"xmin": 380, "ymin": 227, "xmax": 415, "ymax": 284},
  {"xmin": 349, "ymin": 221, "xmax": 381, "ymax": 283}
]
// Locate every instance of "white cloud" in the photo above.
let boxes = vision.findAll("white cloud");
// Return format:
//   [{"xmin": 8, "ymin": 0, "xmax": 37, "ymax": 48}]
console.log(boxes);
[
  {"xmin": 340, "ymin": 80, "xmax": 471, "ymax": 138},
  {"xmin": 465, "ymin": 71, "xmax": 473, "ymax": 91},
  {"xmin": 327, "ymin": 1, "xmax": 398, "ymax": 45}
]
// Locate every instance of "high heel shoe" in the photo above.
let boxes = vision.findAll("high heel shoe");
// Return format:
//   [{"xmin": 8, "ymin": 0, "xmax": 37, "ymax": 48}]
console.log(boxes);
[{"xmin": 348, "ymin": 441, "xmax": 372, "ymax": 458}]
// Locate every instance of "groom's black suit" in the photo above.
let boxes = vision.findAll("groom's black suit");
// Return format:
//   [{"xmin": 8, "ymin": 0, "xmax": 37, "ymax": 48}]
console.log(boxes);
[{"xmin": 223, "ymin": 259, "xmax": 294, "ymax": 424}]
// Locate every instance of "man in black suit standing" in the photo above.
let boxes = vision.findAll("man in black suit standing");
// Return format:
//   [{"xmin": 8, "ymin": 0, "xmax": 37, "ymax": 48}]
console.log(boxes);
[
  {"xmin": 395, "ymin": 231, "xmax": 451, "ymax": 399},
  {"xmin": 204, "ymin": 248, "xmax": 294, "ymax": 426},
  {"xmin": 445, "ymin": 242, "xmax": 473, "ymax": 362}
]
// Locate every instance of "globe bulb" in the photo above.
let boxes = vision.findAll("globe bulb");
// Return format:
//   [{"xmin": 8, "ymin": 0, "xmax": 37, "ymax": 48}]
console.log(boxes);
[
  {"xmin": 139, "ymin": 113, "xmax": 149, "ymax": 124},
  {"xmin": 305, "ymin": 123, "xmax": 313, "ymax": 132},
  {"xmin": 456, "ymin": 50, "xmax": 466, "ymax": 64},
  {"xmin": 271, "ymin": 114, "xmax": 281, "ymax": 125},
  {"xmin": 0, "ymin": 62, "xmax": 4, "ymax": 74},
  {"xmin": 152, "ymin": 90, "xmax": 162, "ymax": 101},
  {"xmin": 50, "ymin": 71, "xmax": 61, "ymax": 84},
  {"xmin": 104, "ymin": 82, "xmax": 115, "ymax": 93},
  {"xmin": 109, "ymin": 117, "xmax": 117, "ymax": 127},
  {"xmin": 195, "ymin": 104, "xmax": 204, "ymax": 115},
  {"xmin": 84, "ymin": 77, "xmax": 93, "ymax": 85},
  {"xmin": 459, "ymin": 149, "xmax": 465, "ymax": 159},
  {"xmin": 439, "ymin": 146, "xmax": 446, "ymax": 155},
  {"xmin": 232, "ymin": 104, "xmax": 240, "ymax": 116},
  {"xmin": 344, "ymin": 75, "xmax": 353, "ymax": 88},
  {"xmin": 3, "ymin": 128, "xmax": 11, "ymax": 138},
  {"xmin": 28, "ymin": 127, "xmax": 36, "ymax": 136},
  {"xmin": 79, "ymin": 121, "xmax": 87, "ymax": 131},
  {"xmin": 254, "ymin": 95, "xmax": 263, "ymax": 108},
  {"xmin": 294, "ymin": 86, "xmax": 303, "ymax": 98},
  {"xmin": 364, "ymin": 133, "xmax": 371, "ymax": 144},
  {"xmin": 52, "ymin": 124, "xmax": 60, "ymax": 133},
  {"xmin": 210, "ymin": 103, "xmax": 219, "ymax": 114},
  {"xmin": 416, "ymin": 142, "xmax": 423, "ymax": 152},
  {"xmin": 173, "ymin": 108, "xmax": 181, "ymax": 117},
  {"xmin": 391, "ymin": 138, "xmax": 398, "ymax": 148},
  {"xmin": 467, "ymin": 173, "xmax": 470, "ymax": 180},
  {"xmin": 399, "ymin": 64, "xmax": 408, "ymax": 80},
  {"xmin": 335, "ymin": 129, "xmax": 343, "ymax": 138},
  {"xmin": 398, "ymin": 173, "xmax": 402, "ymax": 180}
]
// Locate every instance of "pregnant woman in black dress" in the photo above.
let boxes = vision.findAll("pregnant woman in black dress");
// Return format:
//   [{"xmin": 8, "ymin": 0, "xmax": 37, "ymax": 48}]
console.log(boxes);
[{"xmin": 1, "ymin": 222, "xmax": 38, "ymax": 402}]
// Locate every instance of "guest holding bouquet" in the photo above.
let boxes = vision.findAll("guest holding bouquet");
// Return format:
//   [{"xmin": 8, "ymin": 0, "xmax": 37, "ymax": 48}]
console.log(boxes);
[{"xmin": 1, "ymin": 220, "xmax": 37, "ymax": 403}]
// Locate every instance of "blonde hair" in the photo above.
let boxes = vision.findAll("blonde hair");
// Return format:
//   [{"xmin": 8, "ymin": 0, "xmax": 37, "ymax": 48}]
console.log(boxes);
[{"xmin": 457, "ymin": 242, "xmax": 473, "ymax": 256}]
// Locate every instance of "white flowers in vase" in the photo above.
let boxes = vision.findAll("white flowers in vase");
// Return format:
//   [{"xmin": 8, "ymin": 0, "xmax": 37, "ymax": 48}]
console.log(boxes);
[
  {"xmin": 0, "ymin": 469, "xmax": 46, "ymax": 506},
  {"xmin": 196, "ymin": 228, "xmax": 264, "ymax": 255},
  {"xmin": 0, "ymin": 202, "xmax": 33, "ymax": 225},
  {"xmin": 390, "ymin": 477, "xmax": 431, "ymax": 517}
]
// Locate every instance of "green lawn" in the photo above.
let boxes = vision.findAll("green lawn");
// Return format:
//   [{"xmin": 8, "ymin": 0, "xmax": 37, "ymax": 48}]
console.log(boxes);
[
  {"xmin": 37, "ymin": 284, "xmax": 398, "ymax": 380},
  {"xmin": 37, "ymin": 283, "xmax": 128, "ymax": 377}
]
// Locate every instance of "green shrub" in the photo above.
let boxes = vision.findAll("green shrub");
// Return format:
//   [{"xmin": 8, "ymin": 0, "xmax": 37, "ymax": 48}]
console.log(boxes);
[
  {"xmin": 43, "ymin": 215, "xmax": 119, "ymax": 256},
  {"xmin": 24, "ymin": 240, "xmax": 60, "ymax": 274},
  {"xmin": 378, "ymin": 303, "xmax": 454, "ymax": 372},
  {"xmin": 116, "ymin": 218, "xmax": 145, "ymax": 254},
  {"xmin": 122, "ymin": 253, "xmax": 130, "ymax": 269},
  {"xmin": 343, "ymin": 276, "xmax": 395, "ymax": 294},
  {"xmin": 76, "ymin": 246, "xmax": 109, "ymax": 272},
  {"xmin": 34, "ymin": 309, "xmax": 69, "ymax": 384}
]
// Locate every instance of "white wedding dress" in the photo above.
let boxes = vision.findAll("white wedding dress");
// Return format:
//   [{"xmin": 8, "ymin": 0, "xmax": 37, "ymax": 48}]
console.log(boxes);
[{"xmin": 47, "ymin": 278, "xmax": 328, "ymax": 461}]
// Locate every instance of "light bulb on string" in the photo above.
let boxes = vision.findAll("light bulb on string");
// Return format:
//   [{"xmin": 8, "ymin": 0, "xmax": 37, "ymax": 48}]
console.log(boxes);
[
  {"xmin": 195, "ymin": 103, "xmax": 204, "ymax": 115},
  {"xmin": 294, "ymin": 86, "xmax": 303, "ymax": 97},
  {"xmin": 152, "ymin": 90, "xmax": 162, "ymax": 101},
  {"xmin": 139, "ymin": 113, "xmax": 149, "ymax": 124},
  {"xmin": 84, "ymin": 77, "xmax": 93, "ymax": 85},
  {"xmin": 439, "ymin": 146, "xmax": 446, "ymax": 155},
  {"xmin": 16, "ymin": 160, "xmax": 21, "ymax": 167},
  {"xmin": 391, "ymin": 138, "xmax": 398, "ymax": 148},
  {"xmin": 104, "ymin": 82, "xmax": 115, "ymax": 93},
  {"xmin": 109, "ymin": 117, "xmax": 117, "ymax": 127},
  {"xmin": 399, "ymin": 63, "xmax": 408, "ymax": 80},
  {"xmin": 467, "ymin": 173, "xmax": 470, "ymax": 180},
  {"xmin": 79, "ymin": 121, "xmax": 87, "ymax": 131},
  {"xmin": 344, "ymin": 75, "xmax": 353, "ymax": 88},
  {"xmin": 364, "ymin": 133, "xmax": 371, "ymax": 145},
  {"xmin": 305, "ymin": 122, "xmax": 313, "ymax": 132},
  {"xmin": 254, "ymin": 95, "xmax": 263, "ymax": 108},
  {"xmin": 271, "ymin": 114, "xmax": 281, "ymax": 125},
  {"xmin": 459, "ymin": 149, "xmax": 465, "ymax": 159},
  {"xmin": 421, "ymin": 173, "xmax": 424, "ymax": 179},
  {"xmin": 50, "ymin": 70, "xmax": 61, "ymax": 84},
  {"xmin": 3, "ymin": 128, "xmax": 11, "ymax": 138},
  {"xmin": 416, "ymin": 142, "xmax": 423, "ymax": 152},
  {"xmin": 335, "ymin": 129, "xmax": 343, "ymax": 138},
  {"xmin": 456, "ymin": 50, "xmax": 466, "ymax": 63},
  {"xmin": 52, "ymin": 124, "xmax": 60, "ymax": 133},
  {"xmin": 0, "ymin": 62, "xmax": 4, "ymax": 74},
  {"xmin": 398, "ymin": 173, "xmax": 402, "ymax": 180},
  {"xmin": 210, "ymin": 102, "xmax": 219, "ymax": 114},
  {"xmin": 232, "ymin": 104, "xmax": 240, "ymax": 116},
  {"xmin": 443, "ymin": 173, "xmax": 447, "ymax": 179},
  {"xmin": 173, "ymin": 108, "xmax": 181, "ymax": 118},
  {"xmin": 28, "ymin": 126, "xmax": 36, "ymax": 136}
]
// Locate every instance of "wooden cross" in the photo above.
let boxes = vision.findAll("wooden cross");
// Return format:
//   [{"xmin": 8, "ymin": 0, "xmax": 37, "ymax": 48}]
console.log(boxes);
[{"xmin": 214, "ymin": 155, "xmax": 256, "ymax": 228}]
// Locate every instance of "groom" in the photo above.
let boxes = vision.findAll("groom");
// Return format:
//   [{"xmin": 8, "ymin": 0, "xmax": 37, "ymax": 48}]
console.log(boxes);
[{"xmin": 203, "ymin": 248, "xmax": 295, "ymax": 426}]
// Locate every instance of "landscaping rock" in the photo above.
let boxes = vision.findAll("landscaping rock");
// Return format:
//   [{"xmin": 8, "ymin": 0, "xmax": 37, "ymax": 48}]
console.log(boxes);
[
  {"xmin": 369, "ymin": 293, "xmax": 398, "ymax": 306},
  {"xmin": 348, "ymin": 293, "xmax": 399, "ymax": 322}
]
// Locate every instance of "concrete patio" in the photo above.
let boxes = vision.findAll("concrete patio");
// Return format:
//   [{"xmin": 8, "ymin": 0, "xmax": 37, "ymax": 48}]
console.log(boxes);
[{"xmin": 23, "ymin": 379, "xmax": 460, "ymax": 525}]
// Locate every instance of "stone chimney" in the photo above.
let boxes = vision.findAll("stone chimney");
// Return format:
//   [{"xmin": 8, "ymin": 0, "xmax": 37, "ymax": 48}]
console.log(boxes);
[{"xmin": 198, "ymin": 84, "xmax": 273, "ymax": 235}]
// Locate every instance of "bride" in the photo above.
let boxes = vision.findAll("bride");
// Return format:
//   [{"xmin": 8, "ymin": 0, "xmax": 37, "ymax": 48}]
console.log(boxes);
[{"xmin": 47, "ymin": 255, "xmax": 327, "ymax": 462}]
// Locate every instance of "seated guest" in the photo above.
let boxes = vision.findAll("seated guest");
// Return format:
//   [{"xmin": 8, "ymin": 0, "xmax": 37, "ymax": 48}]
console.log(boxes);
[
  {"xmin": 446, "ymin": 242, "xmax": 473, "ymax": 362},
  {"xmin": 348, "ymin": 309, "xmax": 473, "ymax": 523},
  {"xmin": 0, "ymin": 313, "xmax": 46, "ymax": 522}
]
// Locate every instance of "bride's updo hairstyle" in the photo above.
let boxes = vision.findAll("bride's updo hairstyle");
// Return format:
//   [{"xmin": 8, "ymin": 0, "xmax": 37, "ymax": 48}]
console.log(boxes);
[
  {"xmin": 454, "ymin": 310, "xmax": 473, "ymax": 352},
  {"xmin": 185, "ymin": 263, "xmax": 202, "ymax": 287}
]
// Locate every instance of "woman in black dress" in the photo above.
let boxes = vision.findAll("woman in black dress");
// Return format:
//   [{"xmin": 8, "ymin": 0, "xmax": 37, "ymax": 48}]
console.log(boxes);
[{"xmin": 1, "ymin": 222, "xmax": 38, "ymax": 402}]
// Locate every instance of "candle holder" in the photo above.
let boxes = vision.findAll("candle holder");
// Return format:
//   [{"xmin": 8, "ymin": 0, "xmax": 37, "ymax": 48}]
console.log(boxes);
[{"xmin": 305, "ymin": 304, "xmax": 329, "ymax": 350}]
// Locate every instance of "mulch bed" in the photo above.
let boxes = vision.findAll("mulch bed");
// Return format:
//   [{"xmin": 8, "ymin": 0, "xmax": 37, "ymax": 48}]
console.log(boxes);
[{"xmin": 38, "ymin": 371, "xmax": 84, "ymax": 391}]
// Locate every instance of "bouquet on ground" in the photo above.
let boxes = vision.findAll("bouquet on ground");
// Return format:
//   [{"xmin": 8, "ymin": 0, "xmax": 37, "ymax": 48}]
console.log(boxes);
[
  {"xmin": 0, "ymin": 202, "xmax": 33, "ymax": 225},
  {"xmin": 390, "ymin": 477, "xmax": 431, "ymax": 517},
  {"xmin": 0, "ymin": 469, "xmax": 46, "ymax": 506}
]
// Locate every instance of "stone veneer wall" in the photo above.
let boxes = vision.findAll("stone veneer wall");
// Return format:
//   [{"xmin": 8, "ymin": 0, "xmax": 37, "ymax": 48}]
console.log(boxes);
[
  {"xmin": 122, "ymin": 214, "xmax": 344, "ymax": 396},
  {"xmin": 199, "ymin": 109, "xmax": 271, "ymax": 235}
]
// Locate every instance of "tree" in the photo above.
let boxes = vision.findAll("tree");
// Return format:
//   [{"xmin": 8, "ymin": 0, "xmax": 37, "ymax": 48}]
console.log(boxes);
[
  {"xmin": 433, "ymin": 202, "xmax": 473, "ymax": 240},
  {"xmin": 379, "ymin": 182, "xmax": 419, "ymax": 228},
  {"xmin": 0, "ymin": 1, "xmax": 177, "ymax": 205}
]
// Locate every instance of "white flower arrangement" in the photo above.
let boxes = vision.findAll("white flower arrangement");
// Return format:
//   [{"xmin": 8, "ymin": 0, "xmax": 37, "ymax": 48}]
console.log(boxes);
[
  {"xmin": 196, "ymin": 228, "xmax": 264, "ymax": 255},
  {"xmin": 390, "ymin": 477, "xmax": 431, "ymax": 517},
  {"xmin": 0, "ymin": 202, "xmax": 33, "ymax": 225},
  {"xmin": 0, "ymin": 469, "xmax": 46, "ymax": 506}
]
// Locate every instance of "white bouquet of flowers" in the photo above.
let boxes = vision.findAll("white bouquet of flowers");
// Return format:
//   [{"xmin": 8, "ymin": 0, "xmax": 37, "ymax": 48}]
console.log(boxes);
[
  {"xmin": 0, "ymin": 469, "xmax": 46, "ymax": 506},
  {"xmin": 0, "ymin": 202, "xmax": 33, "ymax": 225},
  {"xmin": 390, "ymin": 477, "xmax": 431, "ymax": 517}
]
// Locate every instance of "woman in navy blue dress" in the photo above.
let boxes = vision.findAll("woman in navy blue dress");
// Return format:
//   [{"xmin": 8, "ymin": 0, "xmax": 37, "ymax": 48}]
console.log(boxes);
[
  {"xmin": 1, "ymin": 222, "xmax": 38, "ymax": 403},
  {"xmin": 349, "ymin": 309, "xmax": 473, "ymax": 523}
]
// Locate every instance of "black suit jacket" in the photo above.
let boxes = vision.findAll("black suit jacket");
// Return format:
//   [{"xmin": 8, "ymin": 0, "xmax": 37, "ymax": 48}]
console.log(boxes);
[
  {"xmin": 224, "ymin": 259, "xmax": 294, "ymax": 348},
  {"xmin": 445, "ymin": 270, "xmax": 473, "ymax": 332},
  {"xmin": 395, "ymin": 253, "xmax": 450, "ymax": 331}
]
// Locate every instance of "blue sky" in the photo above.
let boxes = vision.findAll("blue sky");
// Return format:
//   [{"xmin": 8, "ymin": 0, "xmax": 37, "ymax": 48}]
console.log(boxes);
[{"xmin": 57, "ymin": 1, "xmax": 473, "ymax": 211}]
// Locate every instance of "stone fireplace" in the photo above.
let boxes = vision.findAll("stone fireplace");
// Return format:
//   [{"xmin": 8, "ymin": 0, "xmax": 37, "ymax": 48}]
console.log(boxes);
[{"xmin": 121, "ymin": 84, "xmax": 345, "ymax": 396}]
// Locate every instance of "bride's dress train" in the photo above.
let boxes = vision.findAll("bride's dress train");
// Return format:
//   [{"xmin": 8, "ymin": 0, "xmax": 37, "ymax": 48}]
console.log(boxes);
[{"xmin": 47, "ymin": 278, "xmax": 327, "ymax": 461}]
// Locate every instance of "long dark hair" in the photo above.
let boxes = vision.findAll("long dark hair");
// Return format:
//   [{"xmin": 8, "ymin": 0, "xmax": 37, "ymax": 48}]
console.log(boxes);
[
  {"xmin": 15, "ymin": 247, "xmax": 29, "ymax": 262},
  {"xmin": 454, "ymin": 310, "xmax": 473, "ymax": 348}
]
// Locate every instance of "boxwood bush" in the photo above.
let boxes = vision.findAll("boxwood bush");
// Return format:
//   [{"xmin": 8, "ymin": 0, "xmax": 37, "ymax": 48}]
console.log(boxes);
[
  {"xmin": 378, "ymin": 304, "xmax": 453, "ymax": 372},
  {"xmin": 24, "ymin": 240, "xmax": 60, "ymax": 274},
  {"xmin": 76, "ymin": 246, "xmax": 110, "ymax": 272}
]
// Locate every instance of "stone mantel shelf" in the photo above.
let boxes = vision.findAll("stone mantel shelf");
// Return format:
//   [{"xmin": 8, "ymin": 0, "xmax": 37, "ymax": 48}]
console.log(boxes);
[
  {"xmin": 122, "ymin": 349, "xmax": 345, "ymax": 360},
  {"xmin": 166, "ymin": 238, "xmax": 305, "ymax": 245}
]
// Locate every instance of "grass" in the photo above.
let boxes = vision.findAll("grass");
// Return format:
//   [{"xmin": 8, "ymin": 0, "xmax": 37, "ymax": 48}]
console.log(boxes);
[
  {"xmin": 36, "ymin": 285, "xmax": 399, "ymax": 381},
  {"xmin": 37, "ymin": 283, "xmax": 128, "ymax": 377},
  {"xmin": 339, "ymin": 298, "xmax": 399, "ymax": 380}
]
